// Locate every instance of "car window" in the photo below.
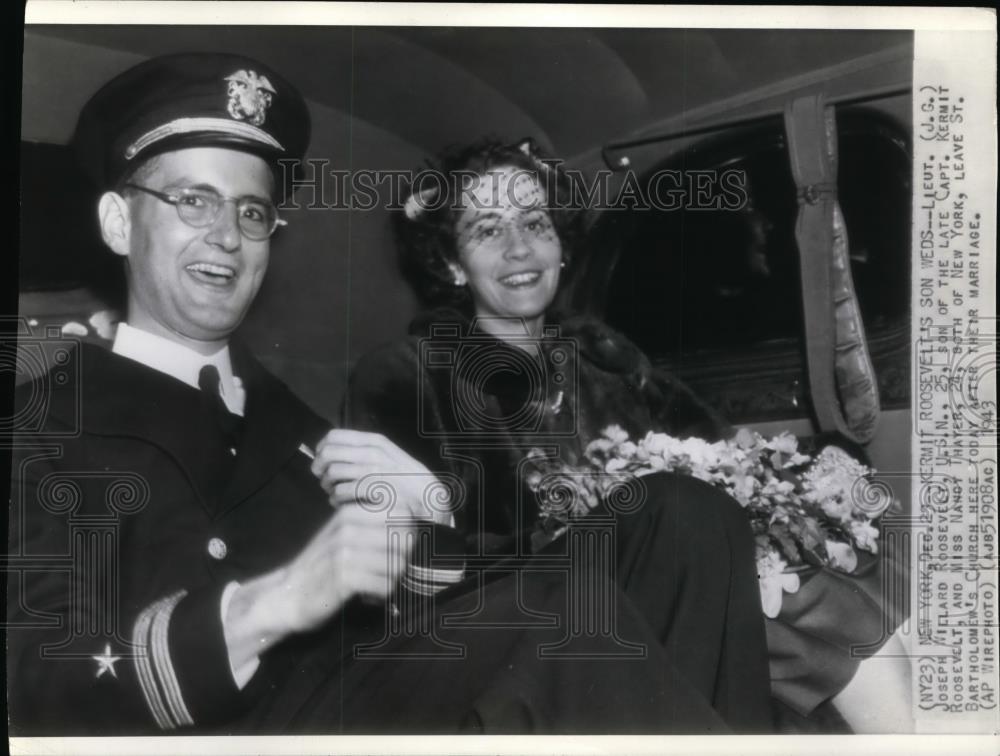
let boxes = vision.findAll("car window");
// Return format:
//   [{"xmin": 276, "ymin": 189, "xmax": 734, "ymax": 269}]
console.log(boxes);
[{"xmin": 599, "ymin": 109, "xmax": 911, "ymax": 422}]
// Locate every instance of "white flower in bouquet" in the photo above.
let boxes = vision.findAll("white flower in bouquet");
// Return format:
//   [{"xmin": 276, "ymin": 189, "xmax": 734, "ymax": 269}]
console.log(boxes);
[
  {"xmin": 765, "ymin": 432, "xmax": 812, "ymax": 469},
  {"xmin": 605, "ymin": 425, "xmax": 630, "ymax": 445},
  {"xmin": 802, "ymin": 445, "xmax": 874, "ymax": 521},
  {"xmin": 637, "ymin": 430, "xmax": 689, "ymax": 470},
  {"xmin": 816, "ymin": 494, "xmax": 854, "ymax": 523},
  {"xmin": 849, "ymin": 519, "xmax": 880, "ymax": 554},
  {"xmin": 638, "ymin": 429, "xmax": 671, "ymax": 457},
  {"xmin": 760, "ymin": 477, "xmax": 796, "ymax": 502},
  {"xmin": 824, "ymin": 539, "xmax": 859, "ymax": 572},
  {"xmin": 641, "ymin": 451, "xmax": 667, "ymax": 471},
  {"xmin": 584, "ymin": 425, "xmax": 632, "ymax": 471},
  {"xmin": 727, "ymin": 472, "xmax": 758, "ymax": 507},
  {"xmin": 679, "ymin": 437, "xmax": 722, "ymax": 471},
  {"xmin": 715, "ymin": 441, "xmax": 750, "ymax": 473},
  {"xmin": 756, "ymin": 549, "xmax": 801, "ymax": 619},
  {"xmin": 603, "ymin": 440, "xmax": 638, "ymax": 472},
  {"xmin": 604, "ymin": 456, "xmax": 631, "ymax": 473}
]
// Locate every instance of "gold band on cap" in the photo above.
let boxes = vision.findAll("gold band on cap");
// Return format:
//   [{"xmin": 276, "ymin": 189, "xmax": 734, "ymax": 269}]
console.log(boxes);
[{"xmin": 124, "ymin": 117, "xmax": 284, "ymax": 160}]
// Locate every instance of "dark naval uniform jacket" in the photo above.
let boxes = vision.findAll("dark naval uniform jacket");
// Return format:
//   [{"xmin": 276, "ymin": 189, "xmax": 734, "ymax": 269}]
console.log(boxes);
[{"xmin": 6, "ymin": 340, "xmax": 343, "ymax": 734}]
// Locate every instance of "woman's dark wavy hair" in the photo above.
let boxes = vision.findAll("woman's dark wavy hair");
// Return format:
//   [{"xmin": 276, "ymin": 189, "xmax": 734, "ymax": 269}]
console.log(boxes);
[{"xmin": 394, "ymin": 136, "xmax": 586, "ymax": 313}]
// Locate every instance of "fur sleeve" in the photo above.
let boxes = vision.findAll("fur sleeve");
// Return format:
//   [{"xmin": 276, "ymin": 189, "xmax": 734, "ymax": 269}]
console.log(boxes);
[
  {"xmin": 561, "ymin": 314, "xmax": 731, "ymax": 441},
  {"xmin": 341, "ymin": 338, "xmax": 434, "ymax": 466}
]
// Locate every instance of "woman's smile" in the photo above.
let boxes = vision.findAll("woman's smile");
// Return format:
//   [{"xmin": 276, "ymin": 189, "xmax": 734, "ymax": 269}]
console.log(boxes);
[{"xmin": 498, "ymin": 270, "xmax": 543, "ymax": 288}]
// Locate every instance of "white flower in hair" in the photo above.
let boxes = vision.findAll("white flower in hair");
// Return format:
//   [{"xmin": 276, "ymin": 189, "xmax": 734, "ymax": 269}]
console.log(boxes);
[{"xmin": 403, "ymin": 185, "xmax": 441, "ymax": 220}]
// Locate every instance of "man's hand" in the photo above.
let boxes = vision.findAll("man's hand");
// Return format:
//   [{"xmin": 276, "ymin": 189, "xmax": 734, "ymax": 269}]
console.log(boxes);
[
  {"xmin": 223, "ymin": 502, "xmax": 416, "ymax": 670},
  {"xmin": 224, "ymin": 429, "xmax": 453, "ymax": 674},
  {"xmin": 274, "ymin": 502, "xmax": 415, "ymax": 630},
  {"xmin": 310, "ymin": 429, "xmax": 454, "ymax": 526}
]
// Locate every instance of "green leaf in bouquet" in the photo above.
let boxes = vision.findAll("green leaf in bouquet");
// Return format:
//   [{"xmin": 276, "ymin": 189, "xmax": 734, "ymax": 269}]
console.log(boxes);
[
  {"xmin": 788, "ymin": 516, "xmax": 825, "ymax": 552},
  {"xmin": 785, "ymin": 516, "xmax": 829, "ymax": 565},
  {"xmin": 775, "ymin": 466, "xmax": 800, "ymax": 487},
  {"xmin": 799, "ymin": 542, "xmax": 828, "ymax": 567},
  {"xmin": 770, "ymin": 523, "xmax": 801, "ymax": 564}
]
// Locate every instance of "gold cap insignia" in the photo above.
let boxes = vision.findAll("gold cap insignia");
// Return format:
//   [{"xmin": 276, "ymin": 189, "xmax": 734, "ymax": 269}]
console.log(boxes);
[{"xmin": 224, "ymin": 69, "xmax": 277, "ymax": 127}]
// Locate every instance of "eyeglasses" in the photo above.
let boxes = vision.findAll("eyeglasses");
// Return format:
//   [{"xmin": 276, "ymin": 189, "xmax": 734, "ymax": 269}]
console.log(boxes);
[{"xmin": 123, "ymin": 184, "xmax": 286, "ymax": 241}]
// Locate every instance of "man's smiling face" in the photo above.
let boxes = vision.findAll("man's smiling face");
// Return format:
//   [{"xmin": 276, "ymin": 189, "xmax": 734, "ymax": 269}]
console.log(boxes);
[{"xmin": 119, "ymin": 147, "xmax": 274, "ymax": 349}]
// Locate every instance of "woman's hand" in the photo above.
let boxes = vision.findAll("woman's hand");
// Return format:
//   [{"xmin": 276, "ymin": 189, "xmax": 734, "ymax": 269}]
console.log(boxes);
[{"xmin": 310, "ymin": 429, "xmax": 455, "ymax": 526}]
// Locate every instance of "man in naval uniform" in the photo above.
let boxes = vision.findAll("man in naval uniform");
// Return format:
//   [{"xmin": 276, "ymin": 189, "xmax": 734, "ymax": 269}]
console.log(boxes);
[
  {"xmin": 7, "ymin": 53, "xmax": 755, "ymax": 736},
  {"xmin": 5, "ymin": 52, "xmax": 448, "ymax": 733}
]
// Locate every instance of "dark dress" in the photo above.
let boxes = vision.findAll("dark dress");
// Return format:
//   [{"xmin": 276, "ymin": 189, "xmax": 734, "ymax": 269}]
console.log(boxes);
[
  {"xmin": 343, "ymin": 309, "xmax": 774, "ymax": 731},
  {"xmin": 344, "ymin": 309, "xmax": 907, "ymax": 731}
]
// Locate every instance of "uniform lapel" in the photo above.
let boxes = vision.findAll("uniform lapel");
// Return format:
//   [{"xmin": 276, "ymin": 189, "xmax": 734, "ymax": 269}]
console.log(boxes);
[
  {"xmin": 57, "ymin": 344, "xmax": 223, "ymax": 513},
  {"xmin": 217, "ymin": 342, "xmax": 331, "ymax": 516},
  {"xmin": 50, "ymin": 343, "xmax": 331, "ymax": 520}
]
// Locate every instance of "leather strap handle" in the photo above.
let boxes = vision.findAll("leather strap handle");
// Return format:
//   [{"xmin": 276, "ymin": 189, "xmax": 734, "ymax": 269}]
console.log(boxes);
[{"xmin": 784, "ymin": 93, "xmax": 880, "ymax": 444}]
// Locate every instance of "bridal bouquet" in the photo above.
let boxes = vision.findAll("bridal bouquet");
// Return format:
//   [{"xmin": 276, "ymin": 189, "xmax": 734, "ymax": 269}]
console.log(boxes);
[{"xmin": 523, "ymin": 426, "xmax": 891, "ymax": 618}]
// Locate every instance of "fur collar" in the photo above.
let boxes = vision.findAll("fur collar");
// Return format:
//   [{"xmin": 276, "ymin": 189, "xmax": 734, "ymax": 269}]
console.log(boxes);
[{"xmin": 409, "ymin": 307, "xmax": 650, "ymax": 379}]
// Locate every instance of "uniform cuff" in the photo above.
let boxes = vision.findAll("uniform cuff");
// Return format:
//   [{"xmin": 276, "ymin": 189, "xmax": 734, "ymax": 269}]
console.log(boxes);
[
  {"xmin": 399, "ymin": 522, "xmax": 466, "ymax": 597},
  {"xmin": 220, "ymin": 581, "xmax": 260, "ymax": 689},
  {"xmin": 131, "ymin": 590, "xmax": 195, "ymax": 730},
  {"xmin": 152, "ymin": 584, "xmax": 253, "ymax": 728}
]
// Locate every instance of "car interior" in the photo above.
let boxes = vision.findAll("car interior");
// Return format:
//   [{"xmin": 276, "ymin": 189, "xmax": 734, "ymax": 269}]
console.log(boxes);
[{"xmin": 16, "ymin": 24, "xmax": 915, "ymax": 727}]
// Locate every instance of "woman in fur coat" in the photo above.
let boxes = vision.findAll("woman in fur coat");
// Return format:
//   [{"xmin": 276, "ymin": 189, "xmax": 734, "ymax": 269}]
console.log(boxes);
[{"xmin": 344, "ymin": 138, "xmax": 901, "ymax": 732}]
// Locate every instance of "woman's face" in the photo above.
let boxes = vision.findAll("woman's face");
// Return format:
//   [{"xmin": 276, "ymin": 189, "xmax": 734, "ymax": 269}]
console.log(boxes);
[{"xmin": 450, "ymin": 165, "xmax": 562, "ymax": 330}]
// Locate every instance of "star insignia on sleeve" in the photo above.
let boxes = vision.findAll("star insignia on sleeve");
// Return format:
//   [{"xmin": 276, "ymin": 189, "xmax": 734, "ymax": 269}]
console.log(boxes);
[{"xmin": 92, "ymin": 643, "xmax": 121, "ymax": 679}]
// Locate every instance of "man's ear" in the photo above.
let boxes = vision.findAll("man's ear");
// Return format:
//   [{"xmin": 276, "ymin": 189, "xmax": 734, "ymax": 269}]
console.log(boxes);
[
  {"xmin": 98, "ymin": 191, "xmax": 132, "ymax": 257},
  {"xmin": 446, "ymin": 261, "xmax": 467, "ymax": 286}
]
